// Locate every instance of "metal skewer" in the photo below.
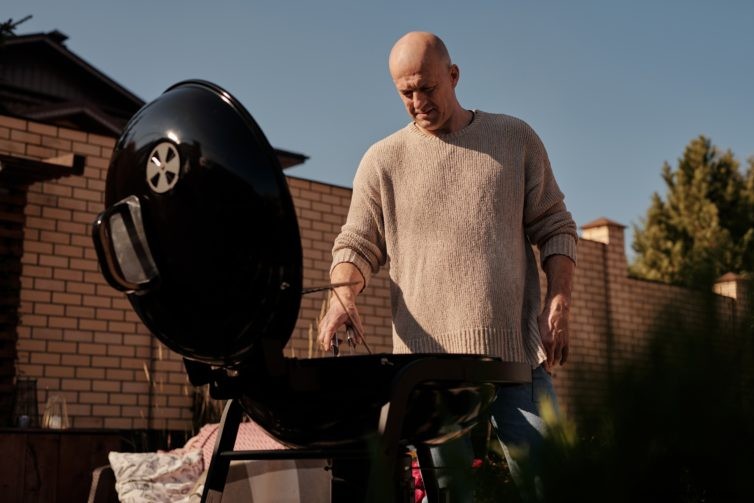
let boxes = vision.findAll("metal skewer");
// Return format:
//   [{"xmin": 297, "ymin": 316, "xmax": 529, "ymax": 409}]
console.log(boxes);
[{"xmin": 301, "ymin": 281, "xmax": 361, "ymax": 295}]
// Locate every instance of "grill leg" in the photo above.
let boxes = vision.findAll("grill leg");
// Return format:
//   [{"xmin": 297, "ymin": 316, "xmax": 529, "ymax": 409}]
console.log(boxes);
[
  {"xmin": 330, "ymin": 449, "xmax": 413, "ymax": 503},
  {"xmin": 201, "ymin": 399, "xmax": 243, "ymax": 503}
]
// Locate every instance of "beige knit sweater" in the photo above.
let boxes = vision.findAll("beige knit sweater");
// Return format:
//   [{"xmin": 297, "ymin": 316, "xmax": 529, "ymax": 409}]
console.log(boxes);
[{"xmin": 332, "ymin": 111, "xmax": 577, "ymax": 366}]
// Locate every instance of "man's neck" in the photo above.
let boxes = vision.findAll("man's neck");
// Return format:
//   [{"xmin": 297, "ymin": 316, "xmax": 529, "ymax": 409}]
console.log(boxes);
[{"xmin": 418, "ymin": 108, "xmax": 474, "ymax": 136}]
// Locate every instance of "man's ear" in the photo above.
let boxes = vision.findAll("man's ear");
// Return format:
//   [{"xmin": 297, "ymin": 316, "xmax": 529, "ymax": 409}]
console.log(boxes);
[{"xmin": 450, "ymin": 64, "xmax": 460, "ymax": 87}]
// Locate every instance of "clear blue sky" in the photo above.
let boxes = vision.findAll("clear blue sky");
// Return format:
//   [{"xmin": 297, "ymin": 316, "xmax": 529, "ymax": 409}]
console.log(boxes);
[{"xmin": 6, "ymin": 1, "xmax": 754, "ymax": 257}]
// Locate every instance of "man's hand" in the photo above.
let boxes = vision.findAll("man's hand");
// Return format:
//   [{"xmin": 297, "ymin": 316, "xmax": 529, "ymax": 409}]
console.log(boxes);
[
  {"xmin": 317, "ymin": 262, "xmax": 366, "ymax": 352},
  {"xmin": 539, "ymin": 293, "xmax": 570, "ymax": 368},
  {"xmin": 539, "ymin": 254, "xmax": 575, "ymax": 369},
  {"xmin": 317, "ymin": 291, "xmax": 365, "ymax": 351}
]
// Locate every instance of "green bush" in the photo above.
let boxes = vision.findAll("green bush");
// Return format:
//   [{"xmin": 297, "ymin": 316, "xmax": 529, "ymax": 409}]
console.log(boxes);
[{"xmin": 514, "ymin": 293, "xmax": 754, "ymax": 502}]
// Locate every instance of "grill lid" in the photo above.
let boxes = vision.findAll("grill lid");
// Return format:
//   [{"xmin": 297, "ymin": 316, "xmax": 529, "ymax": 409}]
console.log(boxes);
[{"xmin": 92, "ymin": 80, "xmax": 302, "ymax": 366}]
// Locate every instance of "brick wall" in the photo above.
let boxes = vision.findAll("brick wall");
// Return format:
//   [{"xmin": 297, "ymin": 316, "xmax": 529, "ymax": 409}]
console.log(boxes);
[
  {"xmin": 1, "ymin": 115, "xmax": 190, "ymax": 430},
  {"xmin": 552, "ymin": 220, "xmax": 743, "ymax": 414},
  {"xmin": 2, "ymin": 115, "xmax": 748, "ymax": 431}
]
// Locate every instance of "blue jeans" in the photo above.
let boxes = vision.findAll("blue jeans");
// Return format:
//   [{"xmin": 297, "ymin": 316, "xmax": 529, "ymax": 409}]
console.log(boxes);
[{"xmin": 423, "ymin": 365, "xmax": 557, "ymax": 502}]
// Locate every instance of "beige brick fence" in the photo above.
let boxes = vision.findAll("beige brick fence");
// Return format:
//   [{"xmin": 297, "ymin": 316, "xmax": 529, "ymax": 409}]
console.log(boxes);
[{"xmin": 1, "ymin": 115, "xmax": 748, "ymax": 431}]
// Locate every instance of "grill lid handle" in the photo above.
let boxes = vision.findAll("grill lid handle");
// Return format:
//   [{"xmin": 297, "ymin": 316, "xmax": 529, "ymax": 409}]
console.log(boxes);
[{"xmin": 92, "ymin": 195, "xmax": 159, "ymax": 293}]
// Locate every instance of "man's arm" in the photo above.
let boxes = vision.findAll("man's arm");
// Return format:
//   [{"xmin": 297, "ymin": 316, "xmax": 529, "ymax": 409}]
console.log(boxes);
[
  {"xmin": 317, "ymin": 262, "xmax": 367, "ymax": 351},
  {"xmin": 319, "ymin": 150, "xmax": 387, "ymax": 352},
  {"xmin": 538, "ymin": 254, "xmax": 575, "ymax": 368}
]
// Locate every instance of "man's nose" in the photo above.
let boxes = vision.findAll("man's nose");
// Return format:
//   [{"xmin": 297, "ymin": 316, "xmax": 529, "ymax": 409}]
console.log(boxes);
[{"xmin": 412, "ymin": 92, "xmax": 428, "ymax": 110}]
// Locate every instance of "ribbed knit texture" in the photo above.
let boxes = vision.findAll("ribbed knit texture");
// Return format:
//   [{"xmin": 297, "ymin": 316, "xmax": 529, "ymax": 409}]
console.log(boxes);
[{"xmin": 332, "ymin": 111, "xmax": 578, "ymax": 367}]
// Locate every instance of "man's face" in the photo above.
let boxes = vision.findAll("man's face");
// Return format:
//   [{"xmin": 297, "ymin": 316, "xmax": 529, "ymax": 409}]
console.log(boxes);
[{"xmin": 392, "ymin": 61, "xmax": 459, "ymax": 135}]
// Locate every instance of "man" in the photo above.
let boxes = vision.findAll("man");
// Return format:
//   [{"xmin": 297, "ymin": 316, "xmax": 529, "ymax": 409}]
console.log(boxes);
[{"xmin": 318, "ymin": 31, "xmax": 576, "ymax": 499}]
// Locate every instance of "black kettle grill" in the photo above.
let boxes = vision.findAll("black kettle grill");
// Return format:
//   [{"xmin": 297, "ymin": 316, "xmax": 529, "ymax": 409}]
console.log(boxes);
[{"xmin": 91, "ymin": 80, "xmax": 530, "ymax": 502}]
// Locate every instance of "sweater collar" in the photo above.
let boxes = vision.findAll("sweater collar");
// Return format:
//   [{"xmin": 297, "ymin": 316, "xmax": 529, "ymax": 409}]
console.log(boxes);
[{"xmin": 407, "ymin": 109, "xmax": 483, "ymax": 142}]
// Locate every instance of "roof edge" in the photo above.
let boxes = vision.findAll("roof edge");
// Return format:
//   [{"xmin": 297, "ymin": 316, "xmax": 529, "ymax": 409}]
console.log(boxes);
[{"xmin": 5, "ymin": 31, "xmax": 145, "ymax": 108}]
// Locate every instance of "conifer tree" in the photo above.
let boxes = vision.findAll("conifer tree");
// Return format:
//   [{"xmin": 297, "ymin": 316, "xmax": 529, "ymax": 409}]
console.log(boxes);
[{"xmin": 631, "ymin": 136, "xmax": 754, "ymax": 286}]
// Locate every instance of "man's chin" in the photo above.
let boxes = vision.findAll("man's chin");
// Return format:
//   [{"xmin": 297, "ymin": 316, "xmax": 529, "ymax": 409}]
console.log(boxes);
[{"xmin": 415, "ymin": 118, "xmax": 437, "ymax": 130}]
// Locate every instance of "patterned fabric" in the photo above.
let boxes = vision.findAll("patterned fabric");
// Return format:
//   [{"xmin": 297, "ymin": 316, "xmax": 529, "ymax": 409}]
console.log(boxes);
[
  {"xmin": 183, "ymin": 421, "xmax": 286, "ymax": 469},
  {"xmin": 108, "ymin": 422, "xmax": 321, "ymax": 502},
  {"xmin": 108, "ymin": 450, "xmax": 204, "ymax": 503}
]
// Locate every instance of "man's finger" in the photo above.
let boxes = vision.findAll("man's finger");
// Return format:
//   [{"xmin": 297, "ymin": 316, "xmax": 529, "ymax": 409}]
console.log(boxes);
[
  {"xmin": 546, "ymin": 334, "xmax": 556, "ymax": 366},
  {"xmin": 318, "ymin": 316, "xmax": 341, "ymax": 350},
  {"xmin": 341, "ymin": 306, "xmax": 364, "ymax": 337},
  {"xmin": 349, "ymin": 315, "xmax": 366, "ymax": 344},
  {"xmin": 554, "ymin": 341, "xmax": 563, "ymax": 366},
  {"xmin": 560, "ymin": 325, "xmax": 569, "ymax": 365},
  {"xmin": 319, "ymin": 328, "xmax": 333, "ymax": 350},
  {"xmin": 317, "ymin": 301, "xmax": 353, "ymax": 350}
]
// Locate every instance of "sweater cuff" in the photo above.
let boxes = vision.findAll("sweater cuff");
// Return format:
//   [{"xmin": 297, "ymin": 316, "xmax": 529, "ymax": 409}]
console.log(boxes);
[
  {"xmin": 330, "ymin": 249, "xmax": 374, "ymax": 291},
  {"xmin": 540, "ymin": 233, "xmax": 578, "ymax": 266}
]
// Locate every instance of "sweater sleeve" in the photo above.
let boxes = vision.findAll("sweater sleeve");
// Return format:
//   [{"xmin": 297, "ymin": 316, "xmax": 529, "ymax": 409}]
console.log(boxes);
[
  {"xmin": 522, "ymin": 126, "xmax": 578, "ymax": 265},
  {"xmin": 330, "ymin": 149, "xmax": 388, "ymax": 288}
]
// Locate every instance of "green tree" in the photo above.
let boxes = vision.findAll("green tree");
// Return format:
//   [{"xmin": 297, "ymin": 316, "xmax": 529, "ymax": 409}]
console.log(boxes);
[{"xmin": 630, "ymin": 135, "xmax": 754, "ymax": 286}]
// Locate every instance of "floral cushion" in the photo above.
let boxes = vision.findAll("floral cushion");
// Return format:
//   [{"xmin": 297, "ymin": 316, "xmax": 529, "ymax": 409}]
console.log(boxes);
[{"xmin": 108, "ymin": 450, "xmax": 204, "ymax": 503}]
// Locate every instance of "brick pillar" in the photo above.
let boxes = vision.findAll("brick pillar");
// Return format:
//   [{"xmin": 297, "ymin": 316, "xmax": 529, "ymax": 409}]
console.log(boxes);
[
  {"xmin": 581, "ymin": 218, "xmax": 629, "ymax": 381},
  {"xmin": 581, "ymin": 218, "xmax": 628, "ymax": 276},
  {"xmin": 714, "ymin": 272, "xmax": 748, "ymax": 300},
  {"xmin": 714, "ymin": 272, "xmax": 751, "ymax": 323}
]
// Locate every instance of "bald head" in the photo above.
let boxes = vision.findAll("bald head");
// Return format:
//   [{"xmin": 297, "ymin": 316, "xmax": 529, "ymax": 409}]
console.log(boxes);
[
  {"xmin": 387, "ymin": 32, "xmax": 469, "ymax": 136},
  {"xmin": 389, "ymin": 32, "xmax": 451, "ymax": 79}
]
